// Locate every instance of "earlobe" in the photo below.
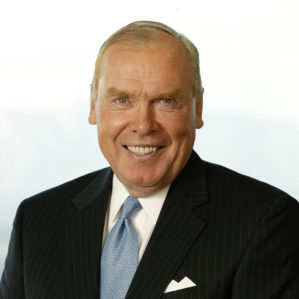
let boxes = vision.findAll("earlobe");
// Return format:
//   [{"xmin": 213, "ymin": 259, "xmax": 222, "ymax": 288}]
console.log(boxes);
[{"xmin": 88, "ymin": 98, "xmax": 97, "ymax": 125}]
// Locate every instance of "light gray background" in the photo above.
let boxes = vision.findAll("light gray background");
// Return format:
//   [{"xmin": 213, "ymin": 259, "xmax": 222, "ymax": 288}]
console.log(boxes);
[{"xmin": 1, "ymin": 0, "xmax": 298, "ymax": 274}]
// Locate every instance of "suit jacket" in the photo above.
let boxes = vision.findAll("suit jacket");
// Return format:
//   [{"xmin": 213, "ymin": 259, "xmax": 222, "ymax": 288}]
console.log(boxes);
[{"xmin": 1, "ymin": 151, "xmax": 299, "ymax": 299}]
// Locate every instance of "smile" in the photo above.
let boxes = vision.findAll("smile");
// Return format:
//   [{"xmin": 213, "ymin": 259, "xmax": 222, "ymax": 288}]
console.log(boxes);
[{"xmin": 126, "ymin": 146, "xmax": 159, "ymax": 155}]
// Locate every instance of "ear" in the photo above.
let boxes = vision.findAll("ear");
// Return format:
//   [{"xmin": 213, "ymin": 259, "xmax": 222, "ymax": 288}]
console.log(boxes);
[
  {"xmin": 88, "ymin": 86, "xmax": 97, "ymax": 125},
  {"xmin": 195, "ymin": 89, "xmax": 204, "ymax": 129}
]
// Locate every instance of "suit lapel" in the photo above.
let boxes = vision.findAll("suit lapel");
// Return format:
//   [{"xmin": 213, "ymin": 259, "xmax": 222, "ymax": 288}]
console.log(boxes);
[
  {"xmin": 126, "ymin": 151, "xmax": 210, "ymax": 299},
  {"xmin": 61, "ymin": 168, "xmax": 113, "ymax": 299}
]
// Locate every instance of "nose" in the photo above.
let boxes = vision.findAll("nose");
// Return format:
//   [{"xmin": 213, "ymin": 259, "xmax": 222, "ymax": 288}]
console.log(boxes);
[{"xmin": 130, "ymin": 103, "xmax": 158, "ymax": 136}]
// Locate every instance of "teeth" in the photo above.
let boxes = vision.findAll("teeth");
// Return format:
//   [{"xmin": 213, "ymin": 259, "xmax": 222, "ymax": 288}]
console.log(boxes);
[{"xmin": 127, "ymin": 146, "xmax": 158, "ymax": 155}]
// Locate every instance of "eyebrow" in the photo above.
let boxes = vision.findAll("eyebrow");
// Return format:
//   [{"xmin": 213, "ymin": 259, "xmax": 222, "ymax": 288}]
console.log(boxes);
[
  {"xmin": 104, "ymin": 87, "xmax": 182, "ymax": 99},
  {"xmin": 105, "ymin": 87, "xmax": 129, "ymax": 97}
]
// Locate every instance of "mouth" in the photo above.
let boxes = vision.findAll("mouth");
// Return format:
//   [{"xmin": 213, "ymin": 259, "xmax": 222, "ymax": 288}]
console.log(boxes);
[{"xmin": 124, "ymin": 145, "xmax": 163, "ymax": 156}]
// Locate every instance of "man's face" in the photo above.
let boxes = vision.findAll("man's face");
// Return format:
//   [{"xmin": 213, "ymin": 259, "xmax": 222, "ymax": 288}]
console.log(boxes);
[{"xmin": 89, "ymin": 35, "xmax": 203, "ymax": 197}]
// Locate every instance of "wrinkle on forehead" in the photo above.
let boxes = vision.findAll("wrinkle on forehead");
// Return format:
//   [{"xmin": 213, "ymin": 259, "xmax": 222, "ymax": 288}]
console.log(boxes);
[
  {"xmin": 97, "ymin": 36, "xmax": 194, "ymax": 100},
  {"xmin": 100, "ymin": 35, "xmax": 193, "ymax": 74}
]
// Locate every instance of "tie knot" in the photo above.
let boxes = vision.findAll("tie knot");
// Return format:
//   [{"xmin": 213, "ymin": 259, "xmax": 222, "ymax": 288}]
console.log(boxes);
[{"xmin": 120, "ymin": 196, "xmax": 142, "ymax": 219}]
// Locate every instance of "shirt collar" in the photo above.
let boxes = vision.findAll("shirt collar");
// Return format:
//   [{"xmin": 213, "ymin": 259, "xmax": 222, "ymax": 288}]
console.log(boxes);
[{"xmin": 109, "ymin": 174, "xmax": 170, "ymax": 228}]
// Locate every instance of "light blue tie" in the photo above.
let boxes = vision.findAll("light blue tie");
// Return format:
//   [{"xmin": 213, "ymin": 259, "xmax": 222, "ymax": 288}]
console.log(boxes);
[{"xmin": 100, "ymin": 195, "xmax": 142, "ymax": 299}]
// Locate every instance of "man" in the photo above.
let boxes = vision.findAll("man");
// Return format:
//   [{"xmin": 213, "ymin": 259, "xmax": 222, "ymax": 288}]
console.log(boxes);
[{"xmin": 1, "ymin": 21, "xmax": 298, "ymax": 299}]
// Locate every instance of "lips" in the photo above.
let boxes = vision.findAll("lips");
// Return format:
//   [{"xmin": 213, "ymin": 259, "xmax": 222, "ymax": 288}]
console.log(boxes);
[{"xmin": 126, "ymin": 145, "xmax": 159, "ymax": 155}]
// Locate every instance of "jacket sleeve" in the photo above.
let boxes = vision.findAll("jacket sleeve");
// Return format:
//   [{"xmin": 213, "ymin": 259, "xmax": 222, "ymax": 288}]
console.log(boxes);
[
  {"xmin": 231, "ymin": 194, "xmax": 299, "ymax": 298},
  {"xmin": 0, "ymin": 200, "xmax": 26, "ymax": 299}
]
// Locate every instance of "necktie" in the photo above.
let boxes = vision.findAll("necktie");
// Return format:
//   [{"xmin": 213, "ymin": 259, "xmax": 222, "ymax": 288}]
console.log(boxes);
[{"xmin": 100, "ymin": 195, "xmax": 142, "ymax": 299}]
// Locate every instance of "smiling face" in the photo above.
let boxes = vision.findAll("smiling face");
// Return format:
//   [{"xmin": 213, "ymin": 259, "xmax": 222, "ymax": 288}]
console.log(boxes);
[{"xmin": 89, "ymin": 35, "xmax": 203, "ymax": 197}]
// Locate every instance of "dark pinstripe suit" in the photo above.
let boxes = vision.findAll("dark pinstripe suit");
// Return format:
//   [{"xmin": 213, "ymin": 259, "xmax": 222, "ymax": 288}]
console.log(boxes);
[{"xmin": 1, "ymin": 151, "xmax": 299, "ymax": 298}]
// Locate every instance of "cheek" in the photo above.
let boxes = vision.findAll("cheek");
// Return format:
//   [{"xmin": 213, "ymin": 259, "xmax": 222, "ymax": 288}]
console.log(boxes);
[
  {"xmin": 162, "ymin": 112, "xmax": 195, "ymax": 140},
  {"xmin": 96, "ymin": 109, "xmax": 127, "ymax": 138}
]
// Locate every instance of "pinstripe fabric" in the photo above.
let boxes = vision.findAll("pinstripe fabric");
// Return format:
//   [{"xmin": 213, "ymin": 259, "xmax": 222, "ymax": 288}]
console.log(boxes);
[
  {"xmin": 0, "ymin": 168, "xmax": 113, "ymax": 299},
  {"xmin": 1, "ymin": 151, "xmax": 299, "ymax": 299}
]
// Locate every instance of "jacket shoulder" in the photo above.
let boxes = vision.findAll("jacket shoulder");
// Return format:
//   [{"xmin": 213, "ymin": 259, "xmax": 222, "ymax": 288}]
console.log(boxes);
[
  {"xmin": 27, "ymin": 168, "xmax": 109, "ymax": 203},
  {"xmin": 202, "ymin": 160, "xmax": 296, "ymax": 209},
  {"xmin": 200, "ymin": 160, "xmax": 299, "ymax": 246},
  {"xmin": 15, "ymin": 168, "xmax": 111, "ymax": 227}
]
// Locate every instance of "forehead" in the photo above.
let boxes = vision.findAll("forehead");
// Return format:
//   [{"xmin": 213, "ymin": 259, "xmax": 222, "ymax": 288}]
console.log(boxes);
[{"xmin": 98, "ymin": 37, "xmax": 193, "ymax": 94}]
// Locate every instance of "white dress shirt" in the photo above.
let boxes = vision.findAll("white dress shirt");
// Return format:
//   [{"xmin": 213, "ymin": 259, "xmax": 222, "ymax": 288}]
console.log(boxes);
[{"xmin": 102, "ymin": 174, "xmax": 170, "ymax": 262}]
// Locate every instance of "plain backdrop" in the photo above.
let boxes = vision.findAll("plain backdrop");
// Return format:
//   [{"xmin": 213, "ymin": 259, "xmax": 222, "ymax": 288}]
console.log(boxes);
[{"xmin": 1, "ymin": 0, "xmax": 298, "ymax": 274}]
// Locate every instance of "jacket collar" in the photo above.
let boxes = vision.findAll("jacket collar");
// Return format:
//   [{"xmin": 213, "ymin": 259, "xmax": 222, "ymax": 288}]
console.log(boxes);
[
  {"xmin": 72, "ymin": 167, "xmax": 113, "ymax": 210},
  {"xmin": 170, "ymin": 150, "xmax": 210, "ymax": 207}
]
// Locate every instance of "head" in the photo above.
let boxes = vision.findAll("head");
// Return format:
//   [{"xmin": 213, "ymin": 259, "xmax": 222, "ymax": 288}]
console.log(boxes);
[{"xmin": 89, "ymin": 21, "xmax": 204, "ymax": 197}]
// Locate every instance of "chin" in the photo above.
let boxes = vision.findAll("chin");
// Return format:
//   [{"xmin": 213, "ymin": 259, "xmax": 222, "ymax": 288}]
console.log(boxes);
[
  {"xmin": 127, "ymin": 176, "xmax": 160, "ymax": 188},
  {"xmin": 121, "ymin": 174, "xmax": 166, "ymax": 195}
]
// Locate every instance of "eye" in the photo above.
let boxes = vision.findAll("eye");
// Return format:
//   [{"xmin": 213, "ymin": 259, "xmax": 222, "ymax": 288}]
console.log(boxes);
[
  {"xmin": 160, "ymin": 98, "xmax": 173, "ymax": 104},
  {"xmin": 116, "ymin": 97, "xmax": 128, "ymax": 104}
]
